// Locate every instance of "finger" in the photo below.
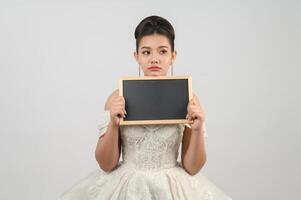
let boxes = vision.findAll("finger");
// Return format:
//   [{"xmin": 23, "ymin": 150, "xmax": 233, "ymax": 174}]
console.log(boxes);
[
  {"xmin": 188, "ymin": 112, "xmax": 194, "ymax": 120},
  {"xmin": 114, "ymin": 98, "xmax": 125, "ymax": 104},
  {"xmin": 119, "ymin": 96, "xmax": 125, "ymax": 103},
  {"xmin": 187, "ymin": 115, "xmax": 194, "ymax": 123},
  {"xmin": 186, "ymin": 109, "xmax": 191, "ymax": 119},
  {"xmin": 191, "ymin": 107, "xmax": 202, "ymax": 115},
  {"xmin": 121, "ymin": 107, "xmax": 126, "ymax": 117},
  {"xmin": 187, "ymin": 111, "xmax": 193, "ymax": 120},
  {"xmin": 190, "ymin": 104, "xmax": 203, "ymax": 113},
  {"xmin": 114, "ymin": 116, "xmax": 120, "ymax": 125},
  {"xmin": 115, "ymin": 111, "xmax": 122, "ymax": 118},
  {"xmin": 122, "ymin": 108, "xmax": 126, "ymax": 117},
  {"xmin": 120, "ymin": 109, "xmax": 126, "ymax": 118},
  {"xmin": 191, "ymin": 112, "xmax": 198, "ymax": 119},
  {"xmin": 187, "ymin": 98, "xmax": 193, "ymax": 109},
  {"xmin": 187, "ymin": 103, "xmax": 192, "ymax": 113},
  {"xmin": 188, "ymin": 98, "xmax": 194, "ymax": 106},
  {"xmin": 187, "ymin": 99, "xmax": 197, "ymax": 111},
  {"xmin": 187, "ymin": 105, "xmax": 197, "ymax": 117},
  {"xmin": 187, "ymin": 105, "xmax": 196, "ymax": 119},
  {"xmin": 187, "ymin": 101, "xmax": 199, "ymax": 117},
  {"xmin": 114, "ymin": 109, "xmax": 125, "ymax": 118},
  {"xmin": 118, "ymin": 113, "xmax": 125, "ymax": 118},
  {"xmin": 115, "ymin": 96, "xmax": 125, "ymax": 104},
  {"xmin": 187, "ymin": 114, "xmax": 191, "ymax": 121},
  {"xmin": 189, "ymin": 105, "xmax": 198, "ymax": 110},
  {"xmin": 191, "ymin": 98, "xmax": 196, "ymax": 105}
]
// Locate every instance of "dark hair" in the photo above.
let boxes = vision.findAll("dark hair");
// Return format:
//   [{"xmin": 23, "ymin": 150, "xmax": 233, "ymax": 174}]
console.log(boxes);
[{"xmin": 134, "ymin": 15, "xmax": 175, "ymax": 52}]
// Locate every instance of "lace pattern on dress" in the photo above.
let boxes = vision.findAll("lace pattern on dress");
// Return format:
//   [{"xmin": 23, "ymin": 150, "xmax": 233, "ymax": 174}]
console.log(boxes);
[{"xmin": 120, "ymin": 124, "xmax": 185, "ymax": 170}]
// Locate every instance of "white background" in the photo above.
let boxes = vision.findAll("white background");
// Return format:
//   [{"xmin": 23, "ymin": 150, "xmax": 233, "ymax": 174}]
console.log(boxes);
[{"xmin": 0, "ymin": 0, "xmax": 300, "ymax": 199}]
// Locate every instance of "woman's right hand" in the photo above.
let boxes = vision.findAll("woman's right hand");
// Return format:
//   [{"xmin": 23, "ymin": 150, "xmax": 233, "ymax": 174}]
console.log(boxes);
[{"xmin": 108, "ymin": 95, "xmax": 127, "ymax": 127}]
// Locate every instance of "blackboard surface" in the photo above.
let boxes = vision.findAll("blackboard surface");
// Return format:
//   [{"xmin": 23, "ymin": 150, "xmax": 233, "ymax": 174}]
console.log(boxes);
[{"xmin": 119, "ymin": 76, "xmax": 192, "ymax": 125}]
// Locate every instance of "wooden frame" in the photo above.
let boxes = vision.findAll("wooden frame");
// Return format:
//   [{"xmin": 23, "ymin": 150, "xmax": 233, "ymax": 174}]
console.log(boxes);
[{"xmin": 119, "ymin": 75, "xmax": 193, "ymax": 125}]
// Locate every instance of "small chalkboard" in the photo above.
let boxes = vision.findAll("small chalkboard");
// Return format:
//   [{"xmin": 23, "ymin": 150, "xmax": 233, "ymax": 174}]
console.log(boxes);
[{"xmin": 119, "ymin": 76, "xmax": 193, "ymax": 125}]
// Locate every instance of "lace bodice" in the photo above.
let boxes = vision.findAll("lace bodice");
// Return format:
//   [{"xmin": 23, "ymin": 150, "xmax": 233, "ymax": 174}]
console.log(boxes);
[
  {"xmin": 119, "ymin": 124, "xmax": 185, "ymax": 170},
  {"xmin": 97, "ymin": 111, "xmax": 207, "ymax": 170}
]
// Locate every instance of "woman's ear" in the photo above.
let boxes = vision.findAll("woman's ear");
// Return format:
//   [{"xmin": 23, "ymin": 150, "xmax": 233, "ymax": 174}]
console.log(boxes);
[
  {"xmin": 172, "ymin": 50, "xmax": 177, "ymax": 61},
  {"xmin": 133, "ymin": 51, "xmax": 138, "ymax": 62}
]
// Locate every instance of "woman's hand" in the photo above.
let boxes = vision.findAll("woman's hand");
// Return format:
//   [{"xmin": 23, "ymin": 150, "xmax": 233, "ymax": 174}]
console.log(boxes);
[
  {"xmin": 109, "ymin": 95, "xmax": 127, "ymax": 127},
  {"xmin": 186, "ymin": 95, "xmax": 206, "ymax": 132}
]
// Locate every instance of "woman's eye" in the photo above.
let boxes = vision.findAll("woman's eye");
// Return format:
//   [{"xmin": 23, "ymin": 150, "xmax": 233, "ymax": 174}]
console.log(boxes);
[
  {"xmin": 160, "ymin": 50, "xmax": 167, "ymax": 54},
  {"xmin": 142, "ymin": 51, "xmax": 150, "ymax": 55}
]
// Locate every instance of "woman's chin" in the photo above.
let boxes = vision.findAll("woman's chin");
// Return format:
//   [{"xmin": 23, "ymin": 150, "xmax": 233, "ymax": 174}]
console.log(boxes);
[{"xmin": 145, "ymin": 71, "xmax": 167, "ymax": 77}]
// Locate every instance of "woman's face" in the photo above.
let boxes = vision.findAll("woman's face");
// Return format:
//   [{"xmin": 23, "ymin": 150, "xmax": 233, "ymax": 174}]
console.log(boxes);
[{"xmin": 134, "ymin": 34, "xmax": 176, "ymax": 77}]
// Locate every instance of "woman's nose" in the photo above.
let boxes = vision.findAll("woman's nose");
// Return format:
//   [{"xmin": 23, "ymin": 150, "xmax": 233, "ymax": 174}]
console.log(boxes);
[{"xmin": 150, "ymin": 54, "xmax": 159, "ymax": 64}]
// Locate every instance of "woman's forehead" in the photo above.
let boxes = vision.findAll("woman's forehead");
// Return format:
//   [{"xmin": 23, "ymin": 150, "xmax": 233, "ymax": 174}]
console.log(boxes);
[
  {"xmin": 140, "ymin": 45, "xmax": 169, "ymax": 50},
  {"xmin": 139, "ymin": 34, "xmax": 171, "ymax": 49}
]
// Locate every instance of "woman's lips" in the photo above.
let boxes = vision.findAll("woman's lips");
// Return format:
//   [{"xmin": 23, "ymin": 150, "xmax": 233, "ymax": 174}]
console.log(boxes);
[{"xmin": 147, "ymin": 66, "xmax": 162, "ymax": 71}]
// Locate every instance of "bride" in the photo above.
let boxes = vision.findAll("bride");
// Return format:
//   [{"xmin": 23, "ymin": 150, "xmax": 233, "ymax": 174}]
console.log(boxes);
[{"xmin": 59, "ymin": 15, "xmax": 232, "ymax": 200}]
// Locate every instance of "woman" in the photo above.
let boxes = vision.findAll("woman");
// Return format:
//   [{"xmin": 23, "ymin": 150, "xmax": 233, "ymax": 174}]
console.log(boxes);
[{"xmin": 59, "ymin": 15, "xmax": 232, "ymax": 200}]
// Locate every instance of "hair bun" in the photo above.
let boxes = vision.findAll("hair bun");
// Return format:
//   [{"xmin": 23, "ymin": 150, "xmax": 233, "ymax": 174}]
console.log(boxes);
[{"xmin": 134, "ymin": 15, "xmax": 175, "ymax": 52}]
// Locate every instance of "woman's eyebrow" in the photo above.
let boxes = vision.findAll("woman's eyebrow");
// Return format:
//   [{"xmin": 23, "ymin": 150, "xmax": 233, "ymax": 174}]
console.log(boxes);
[
  {"xmin": 158, "ymin": 46, "xmax": 169, "ymax": 49},
  {"xmin": 140, "ymin": 46, "xmax": 151, "ymax": 49}
]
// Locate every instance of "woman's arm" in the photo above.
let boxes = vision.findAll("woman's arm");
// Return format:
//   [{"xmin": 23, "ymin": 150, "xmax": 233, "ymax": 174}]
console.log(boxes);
[
  {"xmin": 181, "ymin": 94, "xmax": 207, "ymax": 175},
  {"xmin": 181, "ymin": 125, "xmax": 207, "ymax": 175},
  {"xmin": 95, "ymin": 89, "xmax": 124, "ymax": 172}
]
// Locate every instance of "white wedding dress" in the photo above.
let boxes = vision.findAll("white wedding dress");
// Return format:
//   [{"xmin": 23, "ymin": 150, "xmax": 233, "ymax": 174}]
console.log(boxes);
[{"xmin": 58, "ymin": 111, "xmax": 232, "ymax": 200}]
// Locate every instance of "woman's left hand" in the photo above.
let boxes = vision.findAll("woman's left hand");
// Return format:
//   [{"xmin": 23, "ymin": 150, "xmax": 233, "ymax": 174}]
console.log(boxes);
[{"xmin": 186, "ymin": 95, "xmax": 206, "ymax": 132}]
